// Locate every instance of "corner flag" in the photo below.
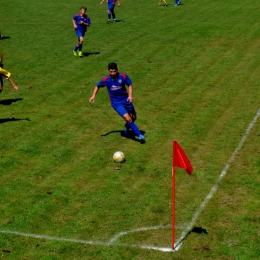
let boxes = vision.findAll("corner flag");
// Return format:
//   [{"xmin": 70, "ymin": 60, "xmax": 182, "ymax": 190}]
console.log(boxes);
[
  {"xmin": 172, "ymin": 141, "xmax": 193, "ymax": 249},
  {"xmin": 173, "ymin": 141, "xmax": 193, "ymax": 175}
]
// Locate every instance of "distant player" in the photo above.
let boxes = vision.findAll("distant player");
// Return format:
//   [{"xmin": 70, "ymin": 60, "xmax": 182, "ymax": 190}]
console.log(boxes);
[
  {"xmin": 72, "ymin": 6, "xmax": 91, "ymax": 57},
  {"xmin": 0, "ymin": 51, "xmax": 19, "ymax": 93},
  {"xmin": 158, "ymin": 0, "xmax": 168, "ymax": 6},
  {"xmin": 89, "ymin": 62, "xmax": 146, "ymax": 143},
  {"xmin": 100, "ymin": 0, "xmax": 121, "ymax": 24},
  {"xmin": 175, "ymin": 0, "xmax": 181, "ymax": 6}
]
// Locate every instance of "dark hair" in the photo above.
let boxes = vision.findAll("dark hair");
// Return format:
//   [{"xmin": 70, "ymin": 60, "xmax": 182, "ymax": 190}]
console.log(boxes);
[
  {"xmin": 80, "ymin": 6, "xmax": 87, "ymax": 11},
  {"xmin": 108, "ymin": 62, "xmax": 118, "ymax": 70}
]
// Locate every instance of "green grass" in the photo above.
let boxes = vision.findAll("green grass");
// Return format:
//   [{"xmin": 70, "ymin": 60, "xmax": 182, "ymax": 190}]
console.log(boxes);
[{"xmin": 0, "ymin": 0, "xmax": 260, "ymax": 259}]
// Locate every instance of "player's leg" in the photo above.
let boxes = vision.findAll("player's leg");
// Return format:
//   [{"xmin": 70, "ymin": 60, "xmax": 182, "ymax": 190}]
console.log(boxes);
[
  {"xmin": 111, "ymin": 6, "xmax": 116, "ymax": 23},
  {"xmin": 123, "ymin": 113, "xmax": 145, "ymax": 143},
  {"xmin": 114, "ymin": 104, "xmax": 146, "ymax": 143},
  {"xmin": 107, "ymin": 4, "xmax": 114, "ymax": 23},
  {"xmin": 78, "ymin": 36, "xmax": 84, "ymax": 56},
  {"xmin": 0, "ymin": 75, "xmax": 4, "ymax": 93}
]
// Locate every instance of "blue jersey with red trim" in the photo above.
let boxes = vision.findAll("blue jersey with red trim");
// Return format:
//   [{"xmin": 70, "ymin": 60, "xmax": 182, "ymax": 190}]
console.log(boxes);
[
  {"xmin": 97, "ymin": 73, "xmax": 132, "ymax": 105},
  {"xmin": 108, "ymin": 0, "xmax": 116, "ymax": 5},
  {"xmin": 72, "ymin": 14, "xmax": 91, "ymax": 33}
]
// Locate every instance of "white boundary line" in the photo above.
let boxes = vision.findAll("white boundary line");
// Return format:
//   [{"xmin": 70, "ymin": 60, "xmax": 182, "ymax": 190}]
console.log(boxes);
[
  {"xmin": 0, "ymin": 108, "xmax": 259, "ymax": 252},
  {"xmin": 174, "ymin": 107, "xmax": 260, "ymax": 249}
]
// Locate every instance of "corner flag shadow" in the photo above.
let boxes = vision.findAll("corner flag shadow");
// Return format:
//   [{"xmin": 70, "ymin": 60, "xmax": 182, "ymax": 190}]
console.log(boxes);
[
  {"xmin": 189, "ymin": 227, "xmax": 208, "ymax": 235},
  {"xmin": 0, "ymin": 98, "xmax": 23, "ymax": 105},
  {"xmin": 0, "ymin": 117, "xmax": 31, "ymax": 124},
  {"xmin": 82, "ymin": 51, "xmax": 100, "ymax": 57},
  {"xmin": 101, "ymin": 129, "xmax": 146, "ymax": 143}
]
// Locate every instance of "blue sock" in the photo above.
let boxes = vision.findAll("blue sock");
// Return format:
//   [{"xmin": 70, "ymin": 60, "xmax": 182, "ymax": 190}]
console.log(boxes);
[
  {"xmin": 78, "ymin": 44, "xmax": 82, "ymax": 51},
  {"xmin": 74, "ymin": 46, "xmax": 78, "ymax": 51},
  {"xmin": 128, "ymin": 122, "xmax": 141, "ymax": 137},
  {"xmin": 108, "ymin": 14, "xmax": 111, "ymax": 19}
]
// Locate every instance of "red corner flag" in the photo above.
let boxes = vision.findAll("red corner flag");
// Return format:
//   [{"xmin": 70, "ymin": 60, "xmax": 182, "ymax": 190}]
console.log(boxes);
[
  {"xmin": 172, "ymin": 141, "xmax": 193, "ymax": 249},
  {"xmin": 173, "ymin": 141, "xmax": 193, "ymax": 175}
]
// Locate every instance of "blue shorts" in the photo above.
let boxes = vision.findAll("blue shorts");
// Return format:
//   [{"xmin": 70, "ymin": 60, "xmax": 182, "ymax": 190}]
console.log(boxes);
[
  {"xmin": 113, "ymin": 102, "xmax": 136, "ymax": 117},
  {"xmin": 75, "ymin": 30, "xmax": 85, "ymax": 38},
  {"xmin": 108, "ymin": 4, "xmax": 115, "ymax": 12}
]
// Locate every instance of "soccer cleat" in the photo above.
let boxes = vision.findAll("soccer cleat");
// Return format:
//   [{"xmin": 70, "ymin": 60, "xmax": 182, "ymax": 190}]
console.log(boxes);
[
  {"xmin": 113, "ymin": 19, "xmax": 116, "ymax": 23},
  {"xmin": 138, "ymin": 135, "xmax": 146, "ymax": 143},
  {"xmin": 78, "ymin": 51, "xmax": 83, "ymax": 57},
  {"xmin": 73, "ymin": 51, "xmax": 78, "ymax": 56},
  {"xmin": 165, "ymin": 4, "xmax": 168, "ymax": 6},
  {"xmin": 107, "ymin": 20, "xmax": 111, "ymax": 24}
]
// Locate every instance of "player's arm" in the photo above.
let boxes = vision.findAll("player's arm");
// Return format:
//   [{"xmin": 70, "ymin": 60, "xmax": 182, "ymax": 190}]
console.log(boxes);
[
  {"xmin": 89, "ymin": 86, "xmax": 100, "ymax": 103},
  {"xmin": 72, "ymin": 18, "xmax": 77, "ymax": 29},
  {"xmin": 100, "ymin": 0, "xmax": 105, "ymax": 5},
  {"xmin": 82, "ymin": 17, "xmax": 91, "ymax": 27},
  {"xmin": 117, "ymin": 0, "xmax": 121, "ymax": 7},
  {"xmin": 127, "ymin": 85, "xmax": 133, "ymax": 103},
  {"xmin": 8, "ymin": 77, "xmax": 19, "ymax": 91}
]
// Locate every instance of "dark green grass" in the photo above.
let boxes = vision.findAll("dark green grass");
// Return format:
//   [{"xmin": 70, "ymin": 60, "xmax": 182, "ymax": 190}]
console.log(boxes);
[{"xmin": 0, "ymin": 0, "xmax": 260, "ymax": 259}]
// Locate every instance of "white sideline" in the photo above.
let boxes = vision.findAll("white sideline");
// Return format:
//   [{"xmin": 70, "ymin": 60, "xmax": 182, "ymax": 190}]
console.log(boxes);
[
  {"xmin": 0, "ymin": 108, "xmax": 259, "ymax": 252},
  {"xmin": 174, "ymin": 107, "xmax": 260, "ymax": 249}
]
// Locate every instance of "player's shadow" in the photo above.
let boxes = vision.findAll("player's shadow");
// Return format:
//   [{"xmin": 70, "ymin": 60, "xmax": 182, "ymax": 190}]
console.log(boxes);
[
  {"xmin": 101, "ymin": 129, "xmax": 146, "ymax": 143},
  {"xmin": 0, "ymin": 36, "xmax": 11, "ymax": 40},
  {"xmin": 114, "ymin": 20, "xmax": 125, "ymax": 23},
  {"xmin": 82, "ymin": 51, "xmax": 100, "ymax": 57},
  {"xmin": 0, "ymin": 98, "xmax": 23, "ymax": 105},
  {"xmin": 0, "ymin": 117, "xmax": 31, "ymax": 124}
]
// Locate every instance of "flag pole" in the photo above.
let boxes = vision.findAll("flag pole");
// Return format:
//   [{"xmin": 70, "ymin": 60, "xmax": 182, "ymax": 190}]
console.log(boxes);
[{"xmin": 172, "ymin": 141, "xmax": 176, "ymax": 249}]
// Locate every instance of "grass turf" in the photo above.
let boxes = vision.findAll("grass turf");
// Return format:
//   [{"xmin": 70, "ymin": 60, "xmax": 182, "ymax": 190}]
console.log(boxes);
[{"xmin": 0, "ymin": 0, "xmax": 260, "ymax": 259}]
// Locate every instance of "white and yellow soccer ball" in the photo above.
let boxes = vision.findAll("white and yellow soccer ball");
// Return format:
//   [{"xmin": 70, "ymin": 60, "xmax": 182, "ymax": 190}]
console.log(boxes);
[{"xmin": 113, "ymin": 151, "xmax": 125, "ymax": 163}]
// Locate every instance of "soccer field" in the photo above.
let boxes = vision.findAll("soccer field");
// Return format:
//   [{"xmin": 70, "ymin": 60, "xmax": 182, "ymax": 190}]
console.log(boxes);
[{"xmin": 0, "ymin": 0, "xmax": 259, "ymax": 259}]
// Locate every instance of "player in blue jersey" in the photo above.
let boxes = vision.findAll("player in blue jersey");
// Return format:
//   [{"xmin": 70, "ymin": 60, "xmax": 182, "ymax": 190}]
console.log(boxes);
[
  {"xmin": 89, "ymin": 62, "xmax": 146, "ymax": 143},
  {"xmin": 175, "ymin": 0, "xmax": 181, "ymax": 6},
  {"xmin": 72, "ymin": 6, "xmax": 91, "ymax": 57},
  {"xmin": 100, "ymin": 0, "xmax": 121, "ymax": 24}
]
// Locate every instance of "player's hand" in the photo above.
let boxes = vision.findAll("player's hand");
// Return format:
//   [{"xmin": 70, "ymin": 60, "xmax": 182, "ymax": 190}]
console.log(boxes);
[
  {"xmin": 13, "ymin": 85, "xmax": 19, "ymax": 92},
  {"xmin": 127, "ymin": 96, "xmax": 133, "ymax": 103},
  {"xmin": 89, "ymin": 97, "xmax": 95, "ymax": 103}
]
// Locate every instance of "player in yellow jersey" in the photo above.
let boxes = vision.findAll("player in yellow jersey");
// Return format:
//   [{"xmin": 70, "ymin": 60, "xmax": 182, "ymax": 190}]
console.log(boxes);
[
  {"xmin": 158, "ymin": 0, "xmax": 168, "ymax": 6},
  {"xmin": 0, "ymin": 51, "xmax": 19, "ymax": 93}
]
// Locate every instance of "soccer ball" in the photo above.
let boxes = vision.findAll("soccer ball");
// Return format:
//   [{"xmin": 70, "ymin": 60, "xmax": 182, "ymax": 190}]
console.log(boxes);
[{"xmin": 113, "ymin": 151, "xmax": 125, "ymax": 163}]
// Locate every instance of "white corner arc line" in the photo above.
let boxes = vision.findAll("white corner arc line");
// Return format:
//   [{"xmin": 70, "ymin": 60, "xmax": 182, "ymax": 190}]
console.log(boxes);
[
  {"xmin": 174, "ymin": 107, "xmax": 260, "ymax": 249},
  {"xmin": 108, "ymin": 225, "xmax": 172, "ymax": 244}
]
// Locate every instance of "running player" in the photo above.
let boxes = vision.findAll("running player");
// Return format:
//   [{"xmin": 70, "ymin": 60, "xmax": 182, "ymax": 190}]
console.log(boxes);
[
  {"xmin": 158, "ymin": 0, "xmax": 168, "ymax": 6},
  {"xmin": 100, "ymin": 0, "xmax": 121, "ymax": 24},
  {"xmin": 0, "ymin": 51, "xmax": 19, "ymax": 93},
  {"xmin": 72, "ymin": 6, "xmax": 91, "ymax": 57},
  {"xmin": 89, "ymin": 62, "xmax": 146, "ymax": 143}
]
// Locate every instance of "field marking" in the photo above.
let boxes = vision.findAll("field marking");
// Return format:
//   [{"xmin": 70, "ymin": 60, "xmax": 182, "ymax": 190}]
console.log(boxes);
[
  {"xmin": 0, "ymin": 108, "xmax": 259, "ymax": 252},
  {"xmin": 0, "ymin": 227, "xmax": 174, "ymax": 252},
  {"xmin": 174, "ymin": 107, "xmax": 260, "ymax": 249}
]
